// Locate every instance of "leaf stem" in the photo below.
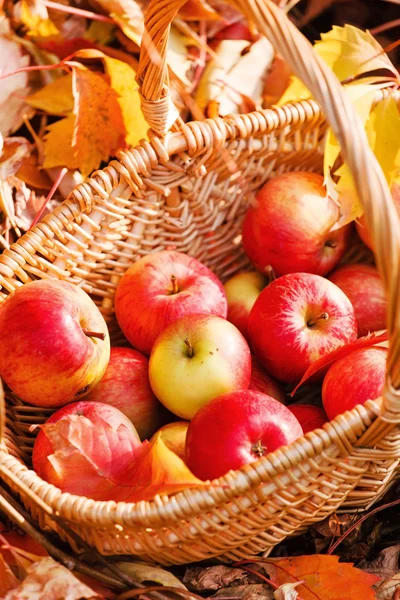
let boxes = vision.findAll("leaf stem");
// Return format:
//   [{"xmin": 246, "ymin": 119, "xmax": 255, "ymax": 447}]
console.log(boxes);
[{"xmin": 43, "ymin": 0, "xmax": 115, "ymax": 23}]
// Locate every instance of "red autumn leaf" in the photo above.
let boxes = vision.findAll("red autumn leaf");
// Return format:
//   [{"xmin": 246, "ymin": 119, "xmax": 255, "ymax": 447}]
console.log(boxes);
[
  {"xmin": 264, "ymin": 555, "xmax": 380, "ymax": 600},
  {"xmin": 0, "ymin": 553, "xmax": 20, "ymax": 596},
  {"xmin": 36, "ymin": 38, "xmax": 98, "ymax": 60},
  {"xmin": 291, "ymin": 330, "xmax": 389, "ymax": 396},
  {"xmin": 0, "ymin": 528, "xmax": 48, "ymax": 567}
]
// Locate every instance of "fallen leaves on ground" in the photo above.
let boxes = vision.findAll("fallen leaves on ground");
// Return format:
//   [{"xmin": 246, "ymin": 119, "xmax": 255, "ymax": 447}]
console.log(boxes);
[
  {"xmin": 263, "ymin": 555, "xmax": 380, "ymax": 600},
  {"xmin": 2, "ymin": 556, "xmax": 100, "ymax": 599}
]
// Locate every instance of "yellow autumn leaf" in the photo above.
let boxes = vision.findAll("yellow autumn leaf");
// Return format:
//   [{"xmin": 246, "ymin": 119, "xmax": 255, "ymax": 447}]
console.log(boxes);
[
  {"xmin": 101, "ymin": 56, "xmax": 149, "ymax": 147},
  {"xmin": 364, "ymin": 96, "xmax": 400, "ymax": 187},
  {"xmin": 324, "ymin": 85, "xmax": 376, "ymax": 229},
  {"xmin": 43, "ymin": 114, "xmax": 79, "ymax": 170},
  {"xmin": 279, "ymin": 24, "xmax": 398, "ymax": 105},
  {"xmin": 20, "ymin": 0, "xmax": 59, "ymax": 38},
  {"xmin": 25, "ymin": 74, "xmax": 73, "ymax": 115}
]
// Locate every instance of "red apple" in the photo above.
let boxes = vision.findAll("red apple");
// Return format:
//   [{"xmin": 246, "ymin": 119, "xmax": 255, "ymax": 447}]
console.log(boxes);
[
  {"xmin": 152, "ymin": 421, "xmax": 189, "ymax": 461},
  {"xmin": 356, "ymin": 182, "xmax": 400, "ymax": 251},
  {"xmin": 224, "ymin": 271, "xmax": 267, "ymax": 340},
  {"xmin": 328, "ymin": 264, "xmax": 386, "ymax": 337},
  {"xmin": 84, "ymin": 346, "xmax": 167, "ymax": 440},
  {"xmin": 248, "ymin": 272, "xmax": 358, "ymax": 384},
  {"xmin": 32, "ymin": 401, "xmax": 141, "ymax": 500},
  {"xmin": 287, "ymin": 404, "xmax": 328, "ymax": 433},
  {"xmin": 322, "ymin": 346, "xmax": 387, "ymax": 420},
  {"xmin": 249, "ymin": 355, "xmax": 286, "ymax": 404},
  {"xmin": 115, "ymin": 250, "xmax": 227, "ymax": 356},
  {"xmin": 149, "ymin": 314, "xmax": 251, "ymax": 420},
  {"xmin": 185, "ymin": 390, "xmax": 303, "ymax": 481},
  {"xmin": 0, "ymin": 279, "xmax": 110, "ymax": 407},
  {"xmin": 242, "ymin": 172, "xmax": 351, "ymax": 277}
]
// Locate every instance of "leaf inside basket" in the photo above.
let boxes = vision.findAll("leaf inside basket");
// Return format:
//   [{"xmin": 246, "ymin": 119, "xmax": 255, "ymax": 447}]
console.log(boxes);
[{"xmin": 291, "ymin": 330, "xmax": 388, "ymax": 396}]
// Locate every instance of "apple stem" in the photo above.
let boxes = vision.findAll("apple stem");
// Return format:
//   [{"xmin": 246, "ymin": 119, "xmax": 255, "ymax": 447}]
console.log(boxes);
[
  {"xmin": 82, "ymin": 330, "xmax": 106, "ymax": 340},
  {"xmin": 170, "ymin": 274, "xmax": 179, "ymax": 294},
  {"xmin": 325, "ymin": 240, "xmax": 337, "ymax": 249},
  {"xmin": 251, "ymin": 439, "xmax": 267, "ymax": 458},
  {"xmin": 264, "ymin": 265, "xmax": 276, "ymax": 283},
  {"xmin": 307, "ymin": 312, "xmax": 329, "ymax": 327},
  {"xmin": 184, "ymin": 338, "xmax": 194, "ymax": 358}
]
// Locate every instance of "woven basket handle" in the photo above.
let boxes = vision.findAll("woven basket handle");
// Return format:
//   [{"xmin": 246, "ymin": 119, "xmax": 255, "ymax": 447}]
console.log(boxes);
[{"xmin": 137, "ymin": 0, "xmax": 400, "ymax": 419}]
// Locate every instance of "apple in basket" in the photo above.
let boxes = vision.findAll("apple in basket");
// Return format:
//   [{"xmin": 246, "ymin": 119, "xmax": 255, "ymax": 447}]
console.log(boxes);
[
  {"xmin": 151, "ymin": 421, "xmax": 189, "ymax": 461},
  {"xmin": 149, "ymin": 313, "xmax": 251, "ymax": 420},
  {"xmin": 114, "ymin": 250, "xmax": 227, "ymax": 356},
  {"xmin": 356, "ymin": 181, "xmax": 400, "ymax": 251},
  {"xmin": 287, "ymin": 404, "xmax": 328, "ymax": 434},
  {"xmin": 242, "ymin": 171, "xmax": 351, "ymax": 277},
  {"xmin": 185, "ymin": 390, "xmax": 303, "ymax": 481},
  {"xmin": 32, "ymin": 401, "xmax": 141, "ymax": 500},
  {"xmin": 249, "ymin": 355, "xmax": 286, "ymax": 404},
  {"xmin": 85, "ymin": 346, "xmax": 168, "ymax": 440},
  {"xmin": 0, "ymin": 279, "xmax": 110, "ymax": 407},
  {"xmin": 328, "ymin": 264, "xmax": 387, "ymax": 337},
  {"xmin": 322, "ymin": 346, "xmax": 387, "ymax": 420},
  {"xmin": 224, "ymin": 270, "xmax": 268, "ymax": 340},
  {"xmin": 248, "ymin": 273, "xmax": 358, "ymax": 384}
]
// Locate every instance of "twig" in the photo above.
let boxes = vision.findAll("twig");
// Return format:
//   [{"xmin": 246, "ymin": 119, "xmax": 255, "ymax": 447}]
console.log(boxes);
[
  {"xmin": 29, "ymin": 168, "xmax": 68, "ymax": 230},
  {"xmin": 327, "ymin": 497, "xmax": 400, "ymax": 555},
  {"xmin": 370, "ymin": 19, "xmax": 400, "ymax": 36},
  {"xmin": 0, "ymin": 486, "xmax": 125, "ymax": 591},
  {"xmin": 43, "ymin": 0, "xmax": 115, "ymax": 23}
]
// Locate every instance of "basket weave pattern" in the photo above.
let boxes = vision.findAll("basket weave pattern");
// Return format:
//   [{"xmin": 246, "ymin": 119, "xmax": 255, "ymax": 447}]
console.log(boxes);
[{"xmin": 1, "ymin": 0, "xmax": 400, "ymax": 566}]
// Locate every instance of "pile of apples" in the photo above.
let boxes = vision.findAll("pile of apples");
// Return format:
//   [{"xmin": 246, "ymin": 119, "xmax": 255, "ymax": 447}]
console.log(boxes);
[{"xmin": 0, "ymin": 171, "xmax": 389, "ymax": 499}]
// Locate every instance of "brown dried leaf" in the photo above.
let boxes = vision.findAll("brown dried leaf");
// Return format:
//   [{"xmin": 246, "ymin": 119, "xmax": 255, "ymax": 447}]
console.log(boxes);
[
  {"xmin": 184, "ymin": 566, "xmax": 248, "ymax": 591},
  {"xmin": 375, "ymin": 573, "xmax": 400, "ymax": 600},
  {"xmin": 115, "ymin": 562, "xmax": 187, "ymax": 589},
  {"xmin": 359, "ymin": 544, "xmax": 400, "ymax": 581},
  {"xmin": 2, "ymin": 557, "xmax": 100, "ymax": 599},
  {"xmin": 213, "ymin": 584, "xmax": 274, "ymax": 600}
]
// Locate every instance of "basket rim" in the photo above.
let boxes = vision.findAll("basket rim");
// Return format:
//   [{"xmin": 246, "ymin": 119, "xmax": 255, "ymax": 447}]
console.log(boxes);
[{"xmin": 0, "ymin": 396, "xmax": 388, "ymax": 529}]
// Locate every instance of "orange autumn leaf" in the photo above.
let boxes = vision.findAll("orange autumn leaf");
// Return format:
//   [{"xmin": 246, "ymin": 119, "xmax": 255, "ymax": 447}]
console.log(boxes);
[
  {"xmin": 264, "ymin": 555, "xmax": 380, "ymax": 600},
  {"xmin": 121, "ymin": 433, "xmax": 209, "ymax": 503},
  {"xmin": 43, "ymin": 113, "xmax": 79, "ymax": 171},
  {"xmin": 178, "ymin": 0, "xmax": 220, "ymax": 20},
  {"xmin": 72, "ymin": 67, "xmax": 126, "ymax": 176}
]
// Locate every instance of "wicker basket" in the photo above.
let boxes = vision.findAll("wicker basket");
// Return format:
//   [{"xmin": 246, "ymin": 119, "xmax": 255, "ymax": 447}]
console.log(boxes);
[{"xmin": 1, "ymin": 0, "xmax": 400, "ymax": 567}]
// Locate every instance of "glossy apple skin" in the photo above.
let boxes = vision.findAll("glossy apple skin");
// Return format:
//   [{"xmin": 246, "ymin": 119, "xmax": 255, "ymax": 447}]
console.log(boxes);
[
  {"xmin": 242, "ymin": 172, "xmax": 351, "ymax": 276},
  {"xmin": 114, "ymin": 250, "xmax": 227, "ymax": 356},
  {"xmin": 249, "ymin": 355, "xmax": 286, "ymax": 404},
  {"xmin": 152, "ymin": 421, "xmax": 189, "ymax": 461},
  {"xmin": 328, "ymin": 264, "xmax": 386, "ymax": 337},
  {"xmin": 185, "ymin": 390, "xmax": 303, "ymax": 481},
  {"xmin": 149, "ymin": 314, "xmax": 251, "ymax": 420},
  {"xmin": 287, "ymin": 404, "xmax": 328, "ymax": 433},
  {"xmin": 32, "ymin": 401, "xmax": 141, "ymax": 497},
  {"xmin": 356, "ymin": 182, "xmax": 400, "ymax": 251},
  {"xmin": 248, "ymin": 273, "xmax": 358, "ymax": 384},
  {"xmin": 0, "ymin": 279, "xmax": 110, "ymax": 407},
  {"xmin": 224, "ymin": 271, "xmax": 267, "ymax": 340},
  {"xmin": 84, "ymin": 346, "xmax": 167, "ymax": 440},
  {"xmin": 322, "ymin": 346, "xmax": 387, "ymax": 420}
]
